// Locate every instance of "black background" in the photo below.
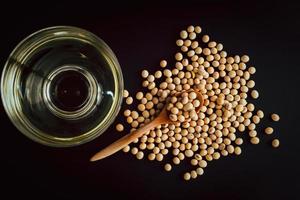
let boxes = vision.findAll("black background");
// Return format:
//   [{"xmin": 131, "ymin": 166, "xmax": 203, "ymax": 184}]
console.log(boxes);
[{"xmin": 1, "ymin": 1, "xmax": 300, "ymax": 199}]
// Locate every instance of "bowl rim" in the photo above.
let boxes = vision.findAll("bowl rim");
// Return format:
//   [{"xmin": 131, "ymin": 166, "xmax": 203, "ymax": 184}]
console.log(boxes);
[{"xmin": 1, "ymin": 26, "xmax": 124, "ymax": 147}]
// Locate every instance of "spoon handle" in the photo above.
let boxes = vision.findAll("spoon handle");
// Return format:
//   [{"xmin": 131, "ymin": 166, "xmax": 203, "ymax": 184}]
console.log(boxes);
[{"xmin": 90, "ymin": 119, "xmax": 161, "ymax": 161}]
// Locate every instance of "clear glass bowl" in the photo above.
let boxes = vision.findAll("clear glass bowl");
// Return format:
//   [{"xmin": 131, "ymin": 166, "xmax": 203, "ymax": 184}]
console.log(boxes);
[{"xmin": 1, "ymin": 26, "xmax": 123, "ymax": 147}]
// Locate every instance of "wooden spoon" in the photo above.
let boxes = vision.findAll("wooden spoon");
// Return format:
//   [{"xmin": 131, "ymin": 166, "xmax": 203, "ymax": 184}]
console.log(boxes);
[{"xmin": 90, "ymin": 89, "xmax": 204, "ymax": 162}]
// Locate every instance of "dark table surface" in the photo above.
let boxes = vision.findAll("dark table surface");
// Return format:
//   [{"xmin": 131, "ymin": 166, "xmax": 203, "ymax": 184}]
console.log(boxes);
[{"xmin": 1, "ymin": 1, "xmax": 300, "ymax": 199}]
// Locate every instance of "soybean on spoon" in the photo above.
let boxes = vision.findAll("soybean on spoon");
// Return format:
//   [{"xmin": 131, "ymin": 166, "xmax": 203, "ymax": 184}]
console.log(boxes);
[{"xmin": 90, "ymin": 89, "xmax": 203, "ymax": 162}]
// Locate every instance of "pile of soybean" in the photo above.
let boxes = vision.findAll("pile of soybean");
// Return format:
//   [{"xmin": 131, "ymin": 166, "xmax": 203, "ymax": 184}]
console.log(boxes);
[{"xmin": 116, "ymin": 25, "xmax": 280, "ymax": 181}]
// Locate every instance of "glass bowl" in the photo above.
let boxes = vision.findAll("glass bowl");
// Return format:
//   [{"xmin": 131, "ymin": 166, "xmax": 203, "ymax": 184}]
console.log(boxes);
[{"xmin": 1, "ymin": 26, "xmax": 123, "ymax": 147}]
